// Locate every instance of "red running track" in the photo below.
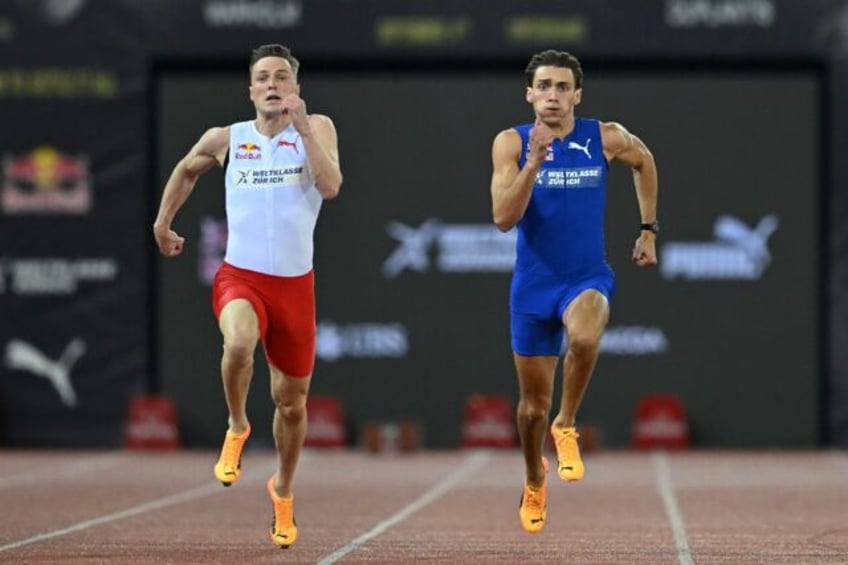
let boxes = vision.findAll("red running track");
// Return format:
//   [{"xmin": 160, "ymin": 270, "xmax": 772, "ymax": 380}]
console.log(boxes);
[{"xmin": 1, "ymin": 449, "xmax": 847, "ymax": 564}]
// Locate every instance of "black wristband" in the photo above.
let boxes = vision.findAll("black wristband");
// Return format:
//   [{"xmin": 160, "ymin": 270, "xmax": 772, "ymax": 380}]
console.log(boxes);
[{"xmin": 640, "ymin": 220, "xmax": 659, "ymax": 234}]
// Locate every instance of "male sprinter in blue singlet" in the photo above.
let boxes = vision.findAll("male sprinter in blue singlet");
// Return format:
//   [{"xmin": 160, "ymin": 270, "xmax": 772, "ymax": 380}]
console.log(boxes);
[
  {"xmin": 490, "ymin": 50, "xmax": 658, "ymax": 534},
  {"xmin": 153, "ymin": 44, "xmax": 342, "ymax": 548}
]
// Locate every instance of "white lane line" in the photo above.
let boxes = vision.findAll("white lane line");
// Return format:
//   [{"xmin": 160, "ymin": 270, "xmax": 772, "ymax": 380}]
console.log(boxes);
[
  {"xmin": 0, "ymin": 453, "xmax": 126, "ymax": 489},
  {"xmin": 317, "ymin": 450, "xmax": 491, "ymax": 565},
  {"xmin": 0, "ymin": 481, "xmax": 229, "ymax": 553},
  {"xmin": 653, "ymin": 451, "xmax": 695, "ymax": 565}
]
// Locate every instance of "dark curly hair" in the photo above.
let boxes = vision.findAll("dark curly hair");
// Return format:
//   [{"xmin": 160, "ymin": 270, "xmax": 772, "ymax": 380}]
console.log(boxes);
[{"xmin": 525, "ymin": 50, "xmax": 583, "ymax": 88}]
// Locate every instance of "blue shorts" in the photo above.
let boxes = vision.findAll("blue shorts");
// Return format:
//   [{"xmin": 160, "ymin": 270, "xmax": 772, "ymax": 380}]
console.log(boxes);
[{"xmin": 510, "ymin": 267, "xmax": 615, "ymax": 356}]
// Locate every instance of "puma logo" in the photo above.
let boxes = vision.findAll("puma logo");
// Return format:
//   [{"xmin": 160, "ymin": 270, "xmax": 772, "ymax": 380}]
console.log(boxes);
[
  {"xmin": 567, "ymin": 138, "xmax": 592, "ymax": 159},
  {"xmin": 4, "ymin": 338, "xmax": 86, "ymax": 407},
  {"xmin": 661, "ymin": 214, "xmax": 780, "ymax": 280},
  {"xmin": 713, "ymin": 215, "xmax": 778, "ymax": 266},
  {"xmin": 278, "ymin": 139, "xmax": 299, "ymax": 154}
]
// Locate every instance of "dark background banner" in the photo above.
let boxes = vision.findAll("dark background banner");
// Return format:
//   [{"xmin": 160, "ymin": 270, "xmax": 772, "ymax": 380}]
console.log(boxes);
[
  {"xmin": 830, "ymin": 52, "xmax": 848, "ymax": 446},
  {"xmin": 157, "ymin": 69, "xmax": 820, "ymax": 448},
  {"xmin": 0, "ymin": 2, "xmax": 148, "ymax": 446},
  {"xmin": 1, "ymin": 0, "xmax": 846, "ymax": 447},
  {"xmin": 134, "ymin": 0, "xmax": 835, "ymax": 59}
]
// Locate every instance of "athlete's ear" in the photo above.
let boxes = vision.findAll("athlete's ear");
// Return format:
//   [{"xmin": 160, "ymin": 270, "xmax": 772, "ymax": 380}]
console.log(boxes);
[
  {"xmin": 525, "ymin": 86, "xmax": 533, "ymax": 104},
  {"xmin": 574, "ymin": 88, "xmax": 582, "ymax": 106}
]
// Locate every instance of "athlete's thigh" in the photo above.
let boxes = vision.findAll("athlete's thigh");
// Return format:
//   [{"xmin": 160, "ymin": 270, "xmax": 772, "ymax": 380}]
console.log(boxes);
[
  {"xmin": 510, "ymin": 272, "xmax": 564, "ymax": 356},
  {"xmin": 212, "ymin": 263, "xmax": 266, "ymax": 344},
  {"xmin": 219, "ymin": 298, "xmax": 262, "ymax": 345},
  {"xmin": 263, "ymin": 272, "xmax": 315, "ymax": 377},
  {"xmin": 563, "ymin": 289, "xmax": 609, "ymax": 341}
]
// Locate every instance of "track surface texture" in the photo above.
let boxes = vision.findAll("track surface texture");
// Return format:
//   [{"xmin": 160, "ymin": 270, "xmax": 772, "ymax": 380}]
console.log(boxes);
[{"xmin": 2, "ymin": 449, "xmax": 847, "ymax": 564}]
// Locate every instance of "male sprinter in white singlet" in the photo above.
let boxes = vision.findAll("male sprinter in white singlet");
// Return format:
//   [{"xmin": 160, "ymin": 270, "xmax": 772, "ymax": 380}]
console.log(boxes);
[
  {"xmin": 490, "ymin": 50, "xmax": 658, "ymax": 534},
  {"xmin": 153, "ymin": 44, "xmax": 342, "ymax": 549}
]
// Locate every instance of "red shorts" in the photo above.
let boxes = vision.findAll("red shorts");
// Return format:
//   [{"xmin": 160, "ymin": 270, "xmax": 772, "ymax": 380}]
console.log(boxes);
[{"xmin": 212, "ymin": 261, "xmax": 316, "ymax": 377}]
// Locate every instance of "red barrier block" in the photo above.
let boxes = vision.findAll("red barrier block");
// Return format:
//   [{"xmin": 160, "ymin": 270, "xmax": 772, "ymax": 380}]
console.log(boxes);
[
  {"xmin": 632, "ymin": 394, "xmax": 690, "ymax": 449},
  {"xmin": 361, "ymin": 421, "xmax": 422, "ymax": 454},
  {"xmin": 305, "ymin": 396, "xmax": 346, "ymax": 448},
  {"xmin": 461, "ymin": 394, "xmax": 516, "ymax": 448},
  {"xmin": 125, "ymin": 396, "xmax": 180, "ymax": 450}
]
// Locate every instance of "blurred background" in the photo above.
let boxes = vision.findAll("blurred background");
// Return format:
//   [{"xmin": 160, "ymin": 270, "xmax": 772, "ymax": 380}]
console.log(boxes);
[{"xmin": 1, "ymin": 0, "xmax": 847, "ymax": 451}]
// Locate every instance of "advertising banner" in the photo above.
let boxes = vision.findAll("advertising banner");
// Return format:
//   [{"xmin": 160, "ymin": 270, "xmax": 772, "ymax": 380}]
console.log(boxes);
[
  {"xmin": 0, "ymin": 1, "xmax": 148, "ymax": 446},
  {"xmin": 157, "ymin": 69, "xmax": 821, "ymax": 447},
  {"xmin": 829, "ymin": 55, "xmax": 848, "ymax": 446},
  {"xmin": 1, "ymin": 0, "xmax": 839, "ymax": 447},
  {"xmin": 133, "ymin": 0, "xmax": 836, "ymax": 60}
]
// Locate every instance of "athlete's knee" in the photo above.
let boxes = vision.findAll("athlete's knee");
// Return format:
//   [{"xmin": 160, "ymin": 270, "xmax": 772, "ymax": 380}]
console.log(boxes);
[
  {"xmin": 276, "ymin": 395, "xmax": 307, "ymax": 423},
  {"xmin": 517, "ymin": 395, "xmax": 551, "ymax": 424},
  {"xmin": 271, "ymin": 380, "xmax": 307, "ymax": 420},
  {"xmin": 567, "ymin": 331, "xmax": 602, "ymax": 358},
  {"xmin": 222, "ymin": 339, "xmax": 255, "ymax": 367}
]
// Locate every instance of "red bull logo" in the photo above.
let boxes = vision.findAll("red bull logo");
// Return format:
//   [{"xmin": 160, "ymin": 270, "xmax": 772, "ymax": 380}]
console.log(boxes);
[
  {"xmin": 234, "ymin": 141, "xmax": 262, "ymax": 160},
  {"xmin": 2, "ymin": 146, "xmax": 91, "ymax": 214}
]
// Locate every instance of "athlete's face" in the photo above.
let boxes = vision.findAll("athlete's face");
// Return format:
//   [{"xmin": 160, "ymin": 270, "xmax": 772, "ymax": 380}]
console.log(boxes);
[
  {"xmin": 249, "ymin": 56, "xmax": 299, "ymax": 115},
  {"xmin": 526, "ymin": 66, "xmax": 582, "ymax": 124}
]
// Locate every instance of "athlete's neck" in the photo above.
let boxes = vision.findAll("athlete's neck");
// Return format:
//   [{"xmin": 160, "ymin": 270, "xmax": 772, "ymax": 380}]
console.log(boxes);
[
  {"xmin": 543, "ymin": 114, "xmax": 576, "ymax": 140},
  {"xmin": 254, "ymin": 114, "xmax": 291, "ymax": 138}
]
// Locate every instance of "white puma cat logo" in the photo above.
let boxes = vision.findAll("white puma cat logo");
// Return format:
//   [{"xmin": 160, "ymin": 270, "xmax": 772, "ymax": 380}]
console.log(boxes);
[
  {"xmin": 567, "ymin": 138, "xmax": 592, "ymax": 159},
  {"xmin": 4, "ymin": 338, "xmax": 86, "ymax": 407}
]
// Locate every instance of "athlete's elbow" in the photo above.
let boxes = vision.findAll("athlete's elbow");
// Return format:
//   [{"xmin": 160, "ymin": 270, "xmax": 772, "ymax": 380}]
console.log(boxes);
[
  {"xmin": 318, "ymin": 176, "xmax": 342, "ymax": 200},
  {"xmin": 320, "ymin": 184, "xmax": 340, "ymax": 200},
  {"xmin": 634, "ymin": 146, "xmax": 656, "ymax": 173},
  {"xmin": 174, "ymin": 159, "xmax": 195, "ymax": 182},
  {"xmin": 493, "ymin": 211, "xmax": 517, "ymax": 232}
]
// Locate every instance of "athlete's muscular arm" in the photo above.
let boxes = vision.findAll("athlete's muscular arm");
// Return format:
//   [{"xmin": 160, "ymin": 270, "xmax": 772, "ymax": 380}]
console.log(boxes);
[
  {"xmin": 281, "ymin": 93, "xmax": 342, "ymax": 199},
  {"xmin": 602, "ymin": 121, "xmax": 658, "ymax": 267},
  {"xmin": 153, "ymin": 126, "xmax": 229, "ymax": 257},
  {"xmin": 491, "ymin": 119, "xmax": 553, "ymax": 232}
]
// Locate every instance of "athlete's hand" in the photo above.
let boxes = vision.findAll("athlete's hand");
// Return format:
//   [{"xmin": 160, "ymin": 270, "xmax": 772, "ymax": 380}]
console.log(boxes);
[
  {"xmin": 527, "ymin": 119, "xmax": 554, "ymax": 164},
  {"xmin": 281, "ymin": 93, "xmax": 310, "ymax": 134},
  {"xmin": 154, "ymin": 224, "xmax": 185, "ymax": 257},
  {"xmin": 632, "ymin": 233, "xmax": 658, "ymax": 267}
]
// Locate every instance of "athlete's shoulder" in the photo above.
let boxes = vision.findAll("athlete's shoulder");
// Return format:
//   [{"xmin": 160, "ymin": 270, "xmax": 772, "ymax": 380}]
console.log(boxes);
[
  {"xmin": 494, "ymin": 122, "xmax": 532, "ymax": 144},
  {"xmin": 197, "ymin": 126, "xmax": 231, "ymax": 153},
  {"xmin": 599, "ymin": 121, "xmax": 632, "ymax": 151},
  {"xmin": 599, "ymin": 120, "xmax": 634, "ymax": 136},
  {"xmin": 307, "ymin": 113, "xmax": 333, "ymax": 125},
  {"xmin": 492, "ymin": 127, "xmax": 522, "ymax": 153},
  {"xmin": 203, "ymin": 124, "xmax": 231, "ymax": 138},
  {"xmin": 306, "ymin": 113, "xmax": 337, "ymax": 135}
]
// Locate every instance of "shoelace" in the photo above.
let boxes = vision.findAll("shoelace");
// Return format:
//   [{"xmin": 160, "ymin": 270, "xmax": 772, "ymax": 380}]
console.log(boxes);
[
  {"xmin": 221, "ymin": 432, "xmax": 243, "ymax": 469},
  {"xmin": 555, "ymin": 428, "xmax": 580, "ymax": 460},
  {"xmin": 272, "ymin": 497, "xmax": 294, "ymax": 528},
  {"xmin": 523, "ymin": 485, "xmax": 545, "ymax": 512}
]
